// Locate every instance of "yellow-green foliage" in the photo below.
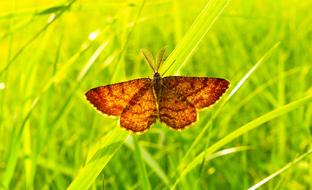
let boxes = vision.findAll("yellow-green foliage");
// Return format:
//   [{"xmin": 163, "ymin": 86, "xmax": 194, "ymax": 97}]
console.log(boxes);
[{"xmin": 0, "ymin": 0, "xmax": 311, "ymax": 189}]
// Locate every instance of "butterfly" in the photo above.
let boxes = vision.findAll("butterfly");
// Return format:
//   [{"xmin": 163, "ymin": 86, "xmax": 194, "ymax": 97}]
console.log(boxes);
[{"xmin": 85, "ymin": 48, "xmax": 229, "ymax": 133}]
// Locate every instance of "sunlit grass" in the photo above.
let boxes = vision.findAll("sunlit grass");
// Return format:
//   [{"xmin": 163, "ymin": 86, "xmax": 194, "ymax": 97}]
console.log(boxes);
[{"xmin": 0, "ymin": 0, "xmax": 311, "ymax": 189}]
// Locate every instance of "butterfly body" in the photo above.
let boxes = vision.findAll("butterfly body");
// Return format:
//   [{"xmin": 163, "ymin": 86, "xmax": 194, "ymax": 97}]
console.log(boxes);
[{"xmin": 152, "ymin": 72, "xmax": 162, "ymax": 103}]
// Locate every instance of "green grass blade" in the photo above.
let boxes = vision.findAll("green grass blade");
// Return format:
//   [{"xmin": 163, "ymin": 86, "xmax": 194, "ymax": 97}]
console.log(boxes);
[
  {"xmin": 172, "ymin": 94, "xmax": 311, "ymax": 188},
  {"xmin": 36, "ymin": 5, "xmax": 69, "ymax": 15},
  {"xmin": 179, "ymin": 42, "xmax": 280, "ymax": 170},
  {"xmin": 203, "ymin": 94, "xmax": 311, "ymax": 155},
  {"xmin": 133, "ymin": 136, "xmax": 152, "ymax": 190},
  {"xmin": 1, "ymin": 32, "xmax": 95, "ymax": 188},
  {"xmin": 51, "ymin": 35, "xmax": 112, "ymax": 129},
  {"xmin": 227, "ymin": 42, "xmax": 280, "ymax": 99},
  {"xmin": 0, "ymin": 0, "xmax": 76, "ymax": 77},
  {"xmin": 248, "ymin": 150, "xmax": 312, "ymax": 190},
  {"xmin": 66, "ymin": 128, "xmax": 128, "ymax": 190},
  {"xmin": 160, "ymin": 0, "xmax": 230, "ymax": 75},
  {"xmin": 221, "ymin": 65, "xmax": 310, "ymax": 126},
  {"xmin": 171, "ymin": 146, "xmax": 250, "ymax": 189},
  {"xmin": 110, "ymin": 0, "xmax": 146, "ymax": 82},
  {"xmin": 67, "ymin": 2, "xmax": 147, "ymax": 188},
  {"xmin": 125, "ymin": 136, "xmax": 170, "ymax": 186}
]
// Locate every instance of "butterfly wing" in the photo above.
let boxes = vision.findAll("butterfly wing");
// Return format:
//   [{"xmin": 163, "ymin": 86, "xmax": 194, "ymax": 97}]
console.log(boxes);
[
  {"xmin": 162, "ymin": 76, "xmax": 229, "ymax": 109},
  {"xmin": 159, "ymin": 85, "xmax": 197, "ymax": 129},
  {"xmin": 120, "ymin": 84, "xmax": 157, "ymax": 132},
  {"xmin": 85, "ymin": 78, "xmax": 151, "ymax": 116}
]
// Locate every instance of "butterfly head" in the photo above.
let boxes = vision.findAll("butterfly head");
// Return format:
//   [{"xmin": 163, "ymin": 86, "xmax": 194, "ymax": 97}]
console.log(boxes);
[{"xmin": 153, "ymin": 72, "xmax": 161, "ymax": 80}]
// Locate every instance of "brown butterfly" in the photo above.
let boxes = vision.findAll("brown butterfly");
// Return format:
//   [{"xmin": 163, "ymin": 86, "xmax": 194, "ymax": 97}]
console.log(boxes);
[{"xmin": 85, "ymin": 48, "xmax": 229, "ymax": 133}]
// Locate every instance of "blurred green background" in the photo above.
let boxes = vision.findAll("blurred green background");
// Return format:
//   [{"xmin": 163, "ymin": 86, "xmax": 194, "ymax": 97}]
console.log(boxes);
[{"xmin": 0, "ymin": 0, "xmax": 311, "ymax": 189}]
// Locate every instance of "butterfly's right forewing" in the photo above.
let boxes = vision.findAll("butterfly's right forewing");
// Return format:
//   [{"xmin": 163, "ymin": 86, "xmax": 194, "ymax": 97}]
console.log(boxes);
[
  {"xmin": 85, "ymin": 78, "xmax": 151, "ymax": 116},
  {"xmin": 162, "ymin": 76, "xmax": 229, "ymax": 109}
]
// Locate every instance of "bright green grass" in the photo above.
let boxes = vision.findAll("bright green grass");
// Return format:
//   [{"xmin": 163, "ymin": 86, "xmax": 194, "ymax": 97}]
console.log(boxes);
[{"xmin": 0, "ymin": 0, "xmax": 311, "ymax": 189}]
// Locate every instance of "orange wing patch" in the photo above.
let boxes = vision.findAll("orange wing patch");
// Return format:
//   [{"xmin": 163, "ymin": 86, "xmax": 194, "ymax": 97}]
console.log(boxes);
[
  {"xmin": 85, "ymin": 78, "xmax": 151, "ymax": 116},
  {"xmin": 159, "ymin": 86, "xmax": 197, "ymax": 130},
  {"xmin": 162, "ymin": 77, "xmax": 229, "ymax": 109},
  {"xmin": 120, "ymin": 84, "xmax": 157, "ymax": 132}
]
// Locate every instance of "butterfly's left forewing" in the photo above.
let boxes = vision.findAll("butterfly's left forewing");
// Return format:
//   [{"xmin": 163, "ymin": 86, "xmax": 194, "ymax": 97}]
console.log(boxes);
[{"xmin": 85, "ymin": 78, "xmax": 151, "ymax": 116}]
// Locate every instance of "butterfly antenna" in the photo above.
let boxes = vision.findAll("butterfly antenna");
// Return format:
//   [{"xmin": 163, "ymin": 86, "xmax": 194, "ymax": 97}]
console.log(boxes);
[
  {"xmin": 156, "ymin": 47, "xmax": 166, "ymax": 72},
  {"xmin": 141, "ymin": 49, "xmax": 156, "ymax": 73}
]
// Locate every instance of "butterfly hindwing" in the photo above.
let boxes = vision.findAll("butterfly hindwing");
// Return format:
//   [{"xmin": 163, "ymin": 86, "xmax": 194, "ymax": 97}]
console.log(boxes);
[
  {"xmin": 120, "ymin": 84, "xmax": 157, "ymax": 132},
  {"xmin": 159, "ymin": 85, "xmax": 197, "ymax": 129},
  {"xmin": 162, "ymin": 76, "xmax": 229, "ymax": 109},
  {"xmin": 85, "ymin": 78, "xmax": 151, "ymax": 116}
]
